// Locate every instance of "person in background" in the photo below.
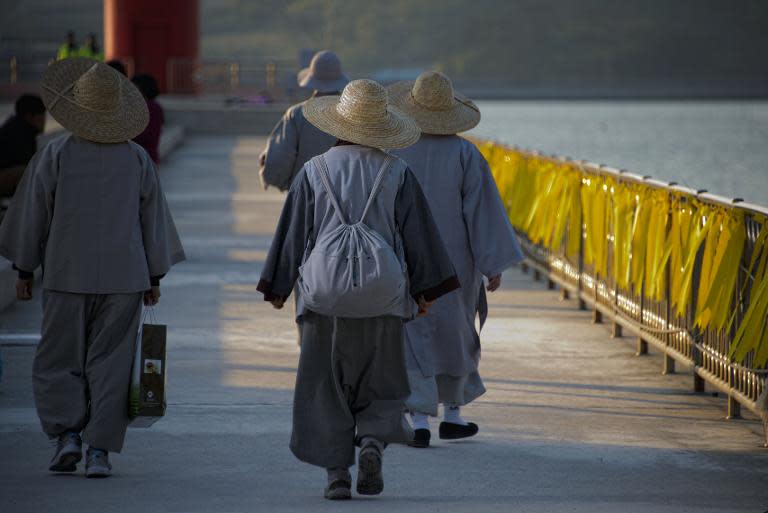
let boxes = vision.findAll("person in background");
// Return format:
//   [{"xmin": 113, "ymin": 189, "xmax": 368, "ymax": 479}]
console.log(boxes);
[
  {"xmin": 0, "ymin": 94, "xmax": 46, "ymax": 197},
  {"xmin": 78, "ymin": 33, "xmax": 103, "ymax": 61},
  {"xmin": 259, "ymin": 50, "xmax": 348, "ymax": 191},
  {"xmin": 56, "ymin": 32, "xmax": 78, "ymax": 60},
  {"xmin": 106, "ymin": 59, "xmax": 127, "ymax": 76},
  {"xmin": 132, "ymin": 74, "xmax": 164, "ymax": 164},
  {"xmin": 0, "ymin": 58, "xmax": 185, "ymax": 478},
  {"xmin": 258, "ymin": 79, "xmax": 459, "ymax": 500},
  {"xmin": 389, "ymin": 71, "xmax": 524, "ymax": 447}
]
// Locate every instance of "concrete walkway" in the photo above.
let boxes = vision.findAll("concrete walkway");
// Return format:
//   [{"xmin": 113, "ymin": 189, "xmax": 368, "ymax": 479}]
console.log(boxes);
[{"xmin": 1, "ymin": 136, "xmax": 767, "ymax": 513}]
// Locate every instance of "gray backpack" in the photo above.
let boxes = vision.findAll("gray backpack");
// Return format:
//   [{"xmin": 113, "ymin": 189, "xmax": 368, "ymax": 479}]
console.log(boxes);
[{"xmin": 298, "ymin": 154, "xmax": 407, "ymax": 318}]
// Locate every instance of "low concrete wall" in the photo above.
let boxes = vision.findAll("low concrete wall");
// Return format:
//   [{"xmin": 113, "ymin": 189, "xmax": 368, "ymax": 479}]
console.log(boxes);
[{"xmin": 161, "ymin": 97, "xmax": 286, "ymax": 135}]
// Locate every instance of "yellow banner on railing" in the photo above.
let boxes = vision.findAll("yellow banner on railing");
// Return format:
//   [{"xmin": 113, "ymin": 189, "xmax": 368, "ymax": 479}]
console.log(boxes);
[{"xmin": 476, "ymin": 140, "xmax": 768, "ymax": 368}]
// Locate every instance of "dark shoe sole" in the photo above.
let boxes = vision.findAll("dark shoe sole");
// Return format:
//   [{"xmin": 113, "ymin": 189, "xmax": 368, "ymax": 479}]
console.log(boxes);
[
  {"xmin": 85, "ymin": 469, "xmax": 111, "ymax": 479},
  {"xmin": 439, "ymin": 421, "xmax": 479, "ymax": 440},
  {"xmin": 356, "ymin": 448, "xmax": 383, "ymax": 495},
  {"xmin": 324, "ymin": 482, "xmax": 352, "ymax": 500},
  {"xmin": 49, "ymin": 451, "xmax": 81, "ymax": 473},
  {"xmin": 407, "ymin": 428, "xmax": 431, "ymax": 448}
]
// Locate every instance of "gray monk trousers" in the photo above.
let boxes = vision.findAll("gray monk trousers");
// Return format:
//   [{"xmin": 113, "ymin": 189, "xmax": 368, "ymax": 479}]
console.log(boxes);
[
  {"xmin": 290, "ymin": 312, "xmax": 414, "ymax": 469},
  {"xmin": 33, "ymin": 290, "xmax": 143, "ymax": 453}
]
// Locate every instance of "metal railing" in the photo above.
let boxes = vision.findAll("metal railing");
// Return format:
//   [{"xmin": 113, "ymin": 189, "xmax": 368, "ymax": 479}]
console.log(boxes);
[
  {"xmin": 477, "ymin": 140, "xmax": 768, "ymax": 443},
  {"xmin": 166, "ymin": 58, "xmax": 300, "ymax": 98}
]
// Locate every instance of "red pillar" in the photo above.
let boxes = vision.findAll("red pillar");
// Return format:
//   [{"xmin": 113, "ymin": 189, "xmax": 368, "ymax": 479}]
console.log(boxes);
[{"xmin": 104, "ymin": 0, "xmax": 199, "ymax": 93}]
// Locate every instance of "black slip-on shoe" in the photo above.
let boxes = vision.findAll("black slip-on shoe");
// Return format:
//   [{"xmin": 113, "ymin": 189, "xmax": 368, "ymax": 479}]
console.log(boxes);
[
  {"xmin": 439, "ymin": 421, "xmax": 479, "ymax": 440},
  {"xmin": 356, "ymin": 443, "xmax": 384, "ymax": 495},
  {"xmin": 407, "ymin": 428, "xmax": 431, "ymax": 448},
  {"xmin": 324, "ymin": 480, "xmax": 352, "ymax": 500}
]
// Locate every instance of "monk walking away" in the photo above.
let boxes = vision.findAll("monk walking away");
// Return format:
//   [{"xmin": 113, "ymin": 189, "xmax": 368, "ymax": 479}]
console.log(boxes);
[
  {"xmin": 258, "ymin": 79, "xmax": 459, "ymax": 500},
  {"xmin": 389, "ymin": 71, "xmax": 523, "ymax": 447},
  {"xmin": 259, "ymin": 50, "xmax": 349, "ymax": 191},
  {"xmin": 0, "ymin": 58, "xmax": 185, "ymax": 477}
]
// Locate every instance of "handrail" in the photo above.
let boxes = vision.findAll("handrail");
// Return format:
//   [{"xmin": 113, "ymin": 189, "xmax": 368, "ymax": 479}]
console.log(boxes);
[{"xmin": 476, "ymin": 138, "xmax": 768, "ymax": 428}]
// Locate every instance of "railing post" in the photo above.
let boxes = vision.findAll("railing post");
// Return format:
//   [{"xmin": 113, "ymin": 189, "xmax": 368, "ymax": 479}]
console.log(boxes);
[
  {"xmin": 727, "ymin": 368, "xmax": 742, "ymax": 419},
  {"xmin": 636, "ymin": 284, "xmax": 648, "ymax": 354},
  {"xmin": 10, "ymin": 56, "xmax": 18, "ymax": 84},
  {"xmin": 692, "ymin": 341, "xmax": 705, "ymax": 392}
]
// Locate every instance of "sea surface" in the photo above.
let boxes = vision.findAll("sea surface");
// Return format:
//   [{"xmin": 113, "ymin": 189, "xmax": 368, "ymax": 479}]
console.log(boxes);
[{"xmin": 469, "ymin": 100, "xmax": 768, "ymax": 206}]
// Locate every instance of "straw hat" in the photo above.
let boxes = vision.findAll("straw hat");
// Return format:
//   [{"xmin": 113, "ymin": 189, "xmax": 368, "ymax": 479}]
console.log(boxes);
[
  {"xmin": 303, "ymin": 79, "xmax": 420, "ymax": 149},
  {"xmin": 388, "ymin": 71, "xmax": 480, "ymax": 135},
  {"xmin": 297, "ymin": 50, "xmax": 349, "ymax": 93},
  {"xmin": 41, "ymin": 58, "xmax": 149, "ymax": 144}
]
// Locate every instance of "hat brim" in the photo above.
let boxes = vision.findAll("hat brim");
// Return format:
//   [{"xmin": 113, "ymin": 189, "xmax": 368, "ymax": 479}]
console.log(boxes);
[
  {"xmin": 297, "ymin": 67, "xmax": 350, "ymax": 93},
  {"xmin": 303, "ymin": 95, "xmax": 420, "ymax": 150},
  {"xmin": 41, "ymin": 58, "xmax": 149, "ymax": 144},
  {"xmin": 387, "ymin": 81, "xmax": 481, "ymax": 135}
]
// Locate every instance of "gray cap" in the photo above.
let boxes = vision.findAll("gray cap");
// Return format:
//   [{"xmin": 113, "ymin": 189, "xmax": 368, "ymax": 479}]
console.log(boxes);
[{"xmin": 297, "ymin": 50, "xmax": 349, "ymax": 93}]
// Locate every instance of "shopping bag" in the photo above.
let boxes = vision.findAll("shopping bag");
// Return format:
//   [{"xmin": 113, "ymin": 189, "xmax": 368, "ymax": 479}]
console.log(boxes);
[{"xmin": 128, "ymin": 308, "xmax": 167, "ymax": 427}]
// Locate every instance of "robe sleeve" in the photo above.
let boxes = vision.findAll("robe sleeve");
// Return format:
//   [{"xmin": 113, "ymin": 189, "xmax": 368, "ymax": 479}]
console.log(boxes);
[
  {"xmin": 257, "ymin": 168, "xmax": 314, "ymax": 301},
  {"xmin": 0, "ymin": 143, "xmax": 57, "ymax": 272},
  {"xmin": 139, "ymin": 151, "xmax": 186, "ymax": 277},
  {"xmin": 395, "ymin": 167, "xmax": 460, "ymax": 302},
  {"xmin": 461, "ymin": 142, "xmax": 524, "ymax": 277},
  {"xmin": 260, "ymin": 108, "xmax": 300, "ymax": 192}
]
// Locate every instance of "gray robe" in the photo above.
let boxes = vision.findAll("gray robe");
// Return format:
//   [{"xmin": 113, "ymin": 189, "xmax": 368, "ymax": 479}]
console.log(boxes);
[
  {"xmin": 258, "ymin": 144, "xmax": 459, "ymax": 468},
  {"xmin": 0, "ymin": 134, "xmax": 185, "ymax": 293},
  {"xmin": 259, "ymin": 102, "xmax": 337, "ymax": 191},
  {"xmin": 393, "ymin": 135, "xmax": 524, "ymax": 414},
  {"xmin": 0, "ymin": 134, "xmax": 184, "ymax": 453}
]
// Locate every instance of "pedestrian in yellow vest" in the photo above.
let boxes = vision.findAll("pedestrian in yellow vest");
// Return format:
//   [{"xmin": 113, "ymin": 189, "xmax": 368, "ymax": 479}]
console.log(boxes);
[
  {"xmin": 78, "ymin": 34, "xmax": 104, "ymax": 61},
  {"xmin": 56, "ymin": 32, "xmax": 78, "ymax": 61}
]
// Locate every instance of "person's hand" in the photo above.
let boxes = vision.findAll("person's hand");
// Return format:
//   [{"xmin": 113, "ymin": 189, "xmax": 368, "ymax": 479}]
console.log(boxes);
[
  {"xmin": 143, "ymin": 286, "xmax": 161, "ymax": 306},
  {"xmin": 487, "ymin": 274, "xmax": 502, "ymax": 292},
  {"xmin": 271, "ymin": 297, "xmax": 286, "ymax": 309},
  {"xmin": 16, "ymin": 278, "xmax": 33, "ymax": 301},
  {"xmin": 417, "ymin": 296, "xmax": 435, "ymax": 317}
]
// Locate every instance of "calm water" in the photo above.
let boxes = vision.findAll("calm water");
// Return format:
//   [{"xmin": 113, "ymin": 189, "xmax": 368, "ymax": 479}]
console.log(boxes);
[{"xmin": 469, "ymin": 100, "xmax": 768, "ymax": 205}]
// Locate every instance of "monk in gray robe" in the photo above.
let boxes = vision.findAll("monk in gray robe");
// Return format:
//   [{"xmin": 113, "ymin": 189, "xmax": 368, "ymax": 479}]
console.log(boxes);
[
  {"xmin": 258, "ymin": 79, "xmax": 458, "ymax": 500},
  {"xmin": 0, "ymin": 59, "xmax": 185, "ymax": 478},
  {"xmin": 259, "ymin": 50, "xmax": 348, "ymax": 191},
  {"xmin": 389, "ymin": 71, "xmax": 523, "ymax": 447}
]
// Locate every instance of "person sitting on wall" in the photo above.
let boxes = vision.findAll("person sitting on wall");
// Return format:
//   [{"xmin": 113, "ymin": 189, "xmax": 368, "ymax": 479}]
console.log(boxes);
[
  {"xmin": 132, "ymin": 74, "xmax": 164, "ymax": 164},
  {"xmin": 78, "ymin": 33, "xmax": 103, "ymax": 61},
  {"xmin": 57, "ymin": 32, "xmax": 78, "ymax": 60},
  {"xmin": 0, "ymin": 94, "xmax": 46, "ymax": 198}
]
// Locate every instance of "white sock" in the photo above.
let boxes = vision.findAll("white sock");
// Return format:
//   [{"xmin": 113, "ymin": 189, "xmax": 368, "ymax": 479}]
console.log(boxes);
[
  {"xmin": 443, "ymin": 405, "xmax": 468, "ymax": 426},
  {"xmin": 411, "ymin": 412, "xmax": 430, "ymax": 431}
]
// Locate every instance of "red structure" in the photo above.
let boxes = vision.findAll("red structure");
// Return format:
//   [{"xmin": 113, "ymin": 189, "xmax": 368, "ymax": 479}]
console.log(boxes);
[{"xmin": 104, "ymin": 0, "xmax": 199, "ymax": 93}]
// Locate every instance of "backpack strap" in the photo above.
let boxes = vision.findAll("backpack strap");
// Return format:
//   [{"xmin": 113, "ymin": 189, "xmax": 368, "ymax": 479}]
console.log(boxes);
[
  {"xmin": 359, "ymin": 155, "xmax": 395, "ymax": 224},
  {"xmin": 315, "ymin": 155, "xmax": 349, "ymax": 225}
]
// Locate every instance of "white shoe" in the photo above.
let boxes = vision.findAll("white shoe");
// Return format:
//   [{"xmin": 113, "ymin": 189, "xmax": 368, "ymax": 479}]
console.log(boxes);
[
  {"xmin": 85, "ymin": 448, "xmax": 112, "ymax": 478},
  {"xmin": 49, "ymin": 432, "xmax": 82, "ymax": 472}
]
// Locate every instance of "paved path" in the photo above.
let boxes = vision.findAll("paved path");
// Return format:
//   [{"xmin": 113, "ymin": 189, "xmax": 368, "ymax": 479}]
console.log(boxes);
[{"xmin": 1, "ymin": 136, "xmax": 767, "ymax": 513}]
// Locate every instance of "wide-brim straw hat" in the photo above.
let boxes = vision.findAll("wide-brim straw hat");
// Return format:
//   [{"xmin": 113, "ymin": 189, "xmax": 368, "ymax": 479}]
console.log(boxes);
[
  {"xmin": 297, "ymin": 50, "xmax": 349, "ymax": 93},
  {"xmin": 388, "ymin": 71, "xmax": 480, "ymax": 135},
  {"xmin": 41, "ymin": 57, "xmax": 149, "ymax": 143},
  {"xmin": 303, "ymin": 79, "xmax": 420, "ymax": 149}
]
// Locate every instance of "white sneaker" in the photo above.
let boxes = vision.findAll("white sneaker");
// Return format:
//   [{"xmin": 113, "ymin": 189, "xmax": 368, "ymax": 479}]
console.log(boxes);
[
  {"xmin": 85, "ymin": 448, "xmax": 112, "ymax": 478},
  {"xmin": 49, "ymin": 432, "xmax": 82, "ymax": 472}
]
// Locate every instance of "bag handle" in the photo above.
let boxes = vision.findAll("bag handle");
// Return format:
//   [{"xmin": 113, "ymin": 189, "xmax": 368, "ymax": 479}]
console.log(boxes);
[
  {"xmin": 359, "ymin": 155, "xmax": 395, "ymax": 224},
  {"xmin": 315, "ymin": 155, "xmax": 349, "ymax": 225}
]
